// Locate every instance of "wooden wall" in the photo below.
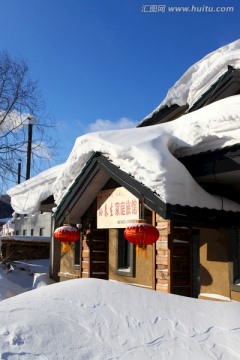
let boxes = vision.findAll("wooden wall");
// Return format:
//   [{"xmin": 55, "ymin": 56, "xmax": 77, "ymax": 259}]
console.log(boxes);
[{"xmin": 155, "ymin": 214, "xmax": 171, "ymax": 293}]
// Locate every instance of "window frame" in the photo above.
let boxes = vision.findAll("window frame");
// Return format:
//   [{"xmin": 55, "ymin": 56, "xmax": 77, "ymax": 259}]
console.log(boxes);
[
  {"xmin": 73, "ymin": 238, "xmax": 81, "ymax": 268},
  {"xmin": 39, "ymin": 228, "xmax": 45, "ymax": 236},
  {"xmin": 116, "ymin": 228, "xmax": 135, "ymax": 277}
]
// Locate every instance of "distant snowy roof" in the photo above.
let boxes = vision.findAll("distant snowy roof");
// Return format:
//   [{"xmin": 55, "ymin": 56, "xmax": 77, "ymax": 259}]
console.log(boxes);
[
  {"xmin": 0, "ymin": 236, "xmax": 50, "ymax": 243},
  {"xmin": 7, "ymin": 164, "xmax": 64, "ymax": 214},
  {"xmin": 141, "ymin": 39, "xmax": 240, "ymax": 123}
]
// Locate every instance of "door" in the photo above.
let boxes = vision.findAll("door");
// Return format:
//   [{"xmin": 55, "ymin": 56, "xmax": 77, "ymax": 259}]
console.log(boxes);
[
  {"xmin": 90, "ymin": 229, "xmax": 109, "ymax": 280},
  {"xmin": 169, "ymin": 226, "xmax": 192, "ymax": 297}
]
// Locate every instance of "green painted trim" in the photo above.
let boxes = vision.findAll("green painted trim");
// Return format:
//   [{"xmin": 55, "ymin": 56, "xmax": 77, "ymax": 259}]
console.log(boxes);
[{"xmin": 52, "ymin": 152, "xmax": 99, "ymax": 219}]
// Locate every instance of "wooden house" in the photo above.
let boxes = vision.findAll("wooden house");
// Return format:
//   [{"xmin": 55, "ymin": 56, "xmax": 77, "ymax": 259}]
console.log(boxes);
[
  {"xmin": 6, "ymin": 41, "xmax": 240, "ymax": 301},
  {"xmin": 48, "ymin": 61, "xmax": 240, "ymax": 301}
]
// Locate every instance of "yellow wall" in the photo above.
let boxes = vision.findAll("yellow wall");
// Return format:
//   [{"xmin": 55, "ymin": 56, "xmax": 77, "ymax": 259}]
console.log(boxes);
[
  {"xmin": 231, "ymin": 291, "xmax": 240, "ymax": 301},
  {"xmin": 59, "ymin": 243, "xmax": 80, "ymax": 280},
  {"xmin": 199, "ymin": 228, "xmax": 230, "ymax": 298},
  {"xmin": 108, "ymin": 228, "xmax": 153, "ymax": 288}
]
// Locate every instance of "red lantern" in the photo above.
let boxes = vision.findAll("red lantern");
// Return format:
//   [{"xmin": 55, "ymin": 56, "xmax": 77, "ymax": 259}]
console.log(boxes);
[
  {"xmin": 54, "ymin": 224, "xmax": 79, "ymax": 243},
  {"xmin": 124, "ymin": 220, "xmax": 159, "ymax": 246}
]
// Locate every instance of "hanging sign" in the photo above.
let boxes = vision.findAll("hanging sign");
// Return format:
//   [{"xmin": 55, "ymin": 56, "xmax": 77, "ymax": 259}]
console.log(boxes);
[{"xmin": 97, "ymin": 187, "xmax": 139, "ymax": 229}]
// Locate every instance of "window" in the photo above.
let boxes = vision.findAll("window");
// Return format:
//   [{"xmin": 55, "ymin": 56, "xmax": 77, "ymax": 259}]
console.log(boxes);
[
  {"xmin": 39, "ymin": 228, "xmax": 45, "ymax": 236},
  {"xmin": 22, "ymin": 229, "xmax": 27, "ymax": 235},
  {"xmin": 73, "ymin": 239, "xmax": 81, "ymax": 267},
  {"xmin": 31, "ymin": 229, "xmax": 34, "ymax": 236},
  {"xmin": 116, "ymin": 229, "xmax": 135, "ymax": 277},
  {"xmin": 15, "ymin": 230, "xmax": 20, "ymax": 235}
]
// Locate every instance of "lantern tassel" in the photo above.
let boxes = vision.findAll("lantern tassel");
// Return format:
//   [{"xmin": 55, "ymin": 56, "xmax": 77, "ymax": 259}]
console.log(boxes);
[
  {"xmin": 62, "ymin": 242, "xmax": 73, "ymax": 253},
  {"xmin": 136, "ymin": 245, "xmax": 148, "ymax": 258}
]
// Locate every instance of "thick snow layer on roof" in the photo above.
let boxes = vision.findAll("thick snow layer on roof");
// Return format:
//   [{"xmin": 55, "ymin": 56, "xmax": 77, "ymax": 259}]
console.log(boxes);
[
  {"xmin": 54, "ymin": 95, "xmax": 240, "ymax": 212},
  {"xmin": 7, "ymin": 96, "xmax": 240, "ymax": 214},
  {"xmin": 7, "ymin": 164, "xmax": 64, "ymax": 214},
  {"xmin": 0, "ymin": 236, "xmax": 50, "ymax": 243},
  {"xmin": 142, "ymin": 39, "xmax": 240, "ymax": 122},
  {"xmin": 0, "ymin": 278, "xmax": 240, "ymax": 358}
]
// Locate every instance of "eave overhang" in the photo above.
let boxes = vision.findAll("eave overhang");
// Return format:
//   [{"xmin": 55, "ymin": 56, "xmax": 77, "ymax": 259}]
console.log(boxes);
[{"xmin": 53, "ymin": 152, "xmax": 240, "ymax": 228}]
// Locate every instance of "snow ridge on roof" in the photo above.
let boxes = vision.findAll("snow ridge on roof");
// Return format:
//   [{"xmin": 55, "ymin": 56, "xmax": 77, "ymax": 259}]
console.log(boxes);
[
  {"xmin": 6, "ymin": 96, "xmax": 240, "ymax": 214},
  {"xmin": 142, "ymin": 39, "xmax": 240, "ymax": 123},
  {"xmin": 53, "ymin": 95, "xmax": 240, "ymax": 213}
]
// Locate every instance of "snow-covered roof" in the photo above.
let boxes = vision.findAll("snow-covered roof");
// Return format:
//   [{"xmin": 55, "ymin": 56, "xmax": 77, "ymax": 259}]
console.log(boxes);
[
  {"xmin": 7, "ymin": 164, "xmax": 64, "ymax": 214},
  {"xmin": 52, "ymin": 95, "xmax": 240, "ymax": 214},
  {"xmin": 140, "ymin": 39, "xmax": 240, "ymax": 123},
  {"xmin": 0, "ymin": 235, "xmax": 50, "ymax": 243},
  {"xmin": 0, "ymin": 218, "xmax": 11, "ymax": 223},
  {"xmin": 9, "ymin": 96, "xmax": 240, "ymax": 215}
]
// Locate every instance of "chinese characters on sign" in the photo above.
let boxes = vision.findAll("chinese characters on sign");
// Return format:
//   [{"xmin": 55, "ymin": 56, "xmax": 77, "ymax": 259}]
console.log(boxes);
[{"xmin": 97, "ymin": 187, "xmax": 139, "ymax": 229}]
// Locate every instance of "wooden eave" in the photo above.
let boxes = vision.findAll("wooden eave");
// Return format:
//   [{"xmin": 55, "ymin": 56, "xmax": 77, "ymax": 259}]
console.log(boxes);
[
  {"xmin": 39, "ymin": 195, "xmax": 55, "ymax": 212},
  {"xmin": 137, "ymin": 104, "xmax": 188, "ymax": 127},
  {"xmin": 179, "ymin": 144, "xmax": 240, "ymax": 219},
  {"xmin": 187, "ymin": 68, "xmax": 240, "ymax": 113},
  {"xmin": 53, "ymin": 153, "xmax": 167, "ymax": 224},
  {"xmin": 137, "ymin": 67, "xmax": 240, "ymax": 128},
  {"xmin": 53, "ymin": 152, "xmax": 240, "ymax": 228}
]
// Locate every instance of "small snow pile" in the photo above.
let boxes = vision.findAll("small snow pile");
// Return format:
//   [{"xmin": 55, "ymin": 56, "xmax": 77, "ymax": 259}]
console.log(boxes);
[
  {"xmin": 0, "ymin": 259, "xmax": 52, "ymax": 301},
  {"xmin": 32, "ymin": 272, "xmax": 55, "ymax": 289},
  {"xmin": 0, "ymin": 278, "xmax": 239, "ymax": 359},
  {"xmin": 7, "ymin": 163, "xmax": 64, "ymax": 214},
  {"xmin": 143, "ymin": 39, "xmax": 240, "ymax": 121}
]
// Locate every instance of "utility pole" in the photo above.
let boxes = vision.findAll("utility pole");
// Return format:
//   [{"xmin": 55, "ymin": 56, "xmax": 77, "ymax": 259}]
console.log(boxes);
[
  {"xmin": 17, "ymin": 159, "xmax": 22, "ymax": 184},
  {"xmin": 25, "ymin": 116, "xmax": 34, "ymax": 180}
]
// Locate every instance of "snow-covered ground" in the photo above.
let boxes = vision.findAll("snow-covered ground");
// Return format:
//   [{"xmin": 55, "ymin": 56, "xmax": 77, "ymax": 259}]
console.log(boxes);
[{"xmin": 0, "ymin": 277, "xmax": 240, "ymax": 359}]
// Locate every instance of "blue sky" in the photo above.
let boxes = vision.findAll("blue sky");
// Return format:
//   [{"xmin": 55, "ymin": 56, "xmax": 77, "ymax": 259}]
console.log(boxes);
[{"xmin": 0, "ymin": 0, "xmax": 239, "ymax": 176}]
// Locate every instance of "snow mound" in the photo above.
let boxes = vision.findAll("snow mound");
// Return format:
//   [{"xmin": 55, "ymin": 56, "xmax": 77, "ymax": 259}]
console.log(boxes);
[
  {"xmin": 0, "ymin": 278, "xmax": 239, "ymax": 359},
  {"xmin": 143, "ymin": 39, "xmax": 240, "ymax": 121},
  {"xmin": 0, "ymin": 259, "xmax": 51, "ymax": 301}
]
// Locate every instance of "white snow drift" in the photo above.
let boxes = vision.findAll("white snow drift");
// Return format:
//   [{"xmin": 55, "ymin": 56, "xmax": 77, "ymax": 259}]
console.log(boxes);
[{"xmin": 0, "ymin": 278, "xmax": 240, "ymax": 359}]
